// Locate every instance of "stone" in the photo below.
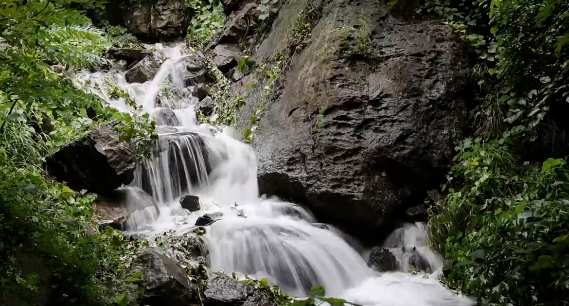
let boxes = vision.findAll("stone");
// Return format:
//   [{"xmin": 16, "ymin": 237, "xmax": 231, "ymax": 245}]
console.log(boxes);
[
  {"xmin": 125, "ymin": 49, "xmax": 209, "ymax": 85},
  {"xmin": 235, "ymin": 0, "xmax": 468, "ymax": 243},
  {"xmin": 203, "ymin": 273, "xmax": 275, "ymax": 306},
  {"xmin": 312, "ymin": 223, "xmax": 329, "ymax": 230},
  {"xmin": 190, "ymin": 83, "xmax": 209, "ymax": 100},
  {"xmin": 180, "ymin": 195, "xmax": 200, "ymax": 212},
  {"xmin": 138, "ymin": 248, "xmax": 198, "ymax": 306},
  {"xmin": 213, "ymin": 44, "xmax": 243, "ymax": 73},
  {"xmin": 408, "ymin": 247, "xmax": 431, "ymax": 273},
  {"xmin": 154, "ymin": 108, "xmax": 180, "ymax": 126},
  {"xmin": 405, "ymin": 204, "xmax": 428, "ymax": 222},
  {"xmin": 209, "ymin": 3, "xmax": 258, "ymax": 48},
  {"xmin": 44, "ymin": 123, "xmax": 136, "ymax": 194},
  {"xmin": 178, "ymin": 52, "xmax": 211, "ymax": 87},
  {"xmin": 195, "ymin": 214, "xmax": 215, "ymax": 226},
  {"xmin": 119, "ymin": 0, "xmax": 191, "ymax": 42},
  {"xmin": 125, "ymin": 50, "xmax": 167, "ymax": 83},
  {"xmin": 106, "ymin": 48, "xmax": 152, "ymax": 65},
  {"xmin": 368, "ymin": 247, "xmax": 399, "ymax": 272},
  {"xmin": 230, "ymin": 67, "xmax": 244, "ymax": 82},
  {"xmin": 197, "ymin": 96, "xmax": 215, "ymax": 116},
  {"xmin": 110, "ymin": 59, "xmax": 129, "ymax": 72}
]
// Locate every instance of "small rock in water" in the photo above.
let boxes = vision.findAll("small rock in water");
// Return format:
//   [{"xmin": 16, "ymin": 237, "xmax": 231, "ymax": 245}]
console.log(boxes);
[
  {"xmin": 180, "ymin": 195, "xmax": 200, "ymax": 212},
  {"xmin": 312, "ymin": 223, "xmax": 329, "ymax": 230},
  {"xmin": 98, "ymin": 217, "xmax": 127, "ymax": 231},
  {"xmin": 195, "ymin": 213, "xmax": 222, "ymax": 226},
  {"xmin": 368, "ymin": 247, "xmax": 399, "ymax": 272},
  {"xmin": 408, "ymin": 247, "xmax": 431, "ymax": 273}
]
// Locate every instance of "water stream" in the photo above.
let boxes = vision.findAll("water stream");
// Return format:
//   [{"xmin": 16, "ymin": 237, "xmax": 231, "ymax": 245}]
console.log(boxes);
[{"xmin": 77, "ymin": 44, "xmax": 473, "ymax": 306}]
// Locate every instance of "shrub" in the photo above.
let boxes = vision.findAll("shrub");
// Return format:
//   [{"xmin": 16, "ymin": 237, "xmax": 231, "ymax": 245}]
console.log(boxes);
[{"xmin": 430, "ymin": 138, "xmax": 569, "ymax": 305}]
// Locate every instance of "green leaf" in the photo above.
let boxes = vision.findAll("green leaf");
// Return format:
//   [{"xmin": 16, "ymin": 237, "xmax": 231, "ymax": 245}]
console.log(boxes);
[
  {"xmin": 61, "ymin": 186, "xmax": 75, "ymax": 199},
  {"xmin": 310, "ymin": 285, "xmax": 325, "ymax": 297},
  {"xmin": 530, "ymin": 255, "xmax": 554, "ymax": 271},
  {"xmin": 320, "ymin": 297, "xmax": 347, "ymax": 306},
  {"xmin": 471, "ymin": 249, "xmax": 485, "ymax": 259},
  {"xmin": 455, "ymin": 260, "xmax": 476, "ymax": 267},
  {"xmin": 490, "ymin": 27, "xmax": 498, "ymax": 35},
  {"xmin": 553, "ymin": 234, "xmax": 569, "ymax": 243},
  {"xmin": 260, "ymin": 278, "xmax": 269, "ymax": 287}
]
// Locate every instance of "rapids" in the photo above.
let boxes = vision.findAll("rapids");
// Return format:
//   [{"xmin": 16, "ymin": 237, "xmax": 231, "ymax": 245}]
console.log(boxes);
[{"xmin": 76, "ymin": 43, "xmax": 473, "ymax": 306}]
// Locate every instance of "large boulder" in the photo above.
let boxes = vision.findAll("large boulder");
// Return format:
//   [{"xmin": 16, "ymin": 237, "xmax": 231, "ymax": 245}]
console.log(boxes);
[
  {"xmin": 233, "ymin": 0, "xmax": 467, "ymax": 242},
  {"xmin": 45, "ymin": 123, "xmax": 136, "ymax": 194},
  {"xmin": 208, "ymin": 3, "xmax": 258, "ymax": 48},
  {"xmin": 125, "ymin": 49, "xmax": 168, "ymax": 83},
  {"xmin": 118, "ymin": 0, "xmax": 191, "ymax": 42},
  {"xmin": 203, "ymin": 273, "xmax": 275, "ymax": 306},
  {"xmin": 138, "ymin": 248, "xmax": 198, "ymax": 306}
]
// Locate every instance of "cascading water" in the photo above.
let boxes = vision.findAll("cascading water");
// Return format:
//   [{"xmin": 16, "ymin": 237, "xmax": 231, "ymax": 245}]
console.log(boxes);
[{"xmin": 77, "ymin": 43, "xmax": 473, "ymax": 305}]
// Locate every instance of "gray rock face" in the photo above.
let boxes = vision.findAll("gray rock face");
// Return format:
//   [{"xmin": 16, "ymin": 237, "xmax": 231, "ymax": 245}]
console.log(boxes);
[
  {"xmin": 209, "ymin": 3, "xmax": 258, "ymax": 48},
  {"xmin": 204, "ymin": 273, "xmax": 275, "ymax": 306},
  {"xmin": 179, "ymin": 52, "xmax": 211, "ymax": 86},
  {"xmin": 138, "ymin": 248, "xmax": 198, "ymax": 306},
  {"xmin": 213, "ymin": 44, "xmax": 243, "ymax": 73},
  {"xmin": 234, "ymin": 0, "xmax": 468, "ymax": 242},
  {"xmin": 119, "ymin": 0, "xmax": 191, "ymax": 41},
  {"xmin": 180, "ymin": 195, "xmax": 200, "ymax": 211},
  {"xmin": 368, "ymin": 247, "xmax": 399, "ymax": 272},
  {"xmin": 45, "ymin": 123, "xmax": 136, "ymax": 194}
]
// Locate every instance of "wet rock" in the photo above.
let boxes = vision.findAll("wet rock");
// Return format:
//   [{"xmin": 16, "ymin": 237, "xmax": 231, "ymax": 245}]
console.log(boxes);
[
  {"xmin": 236, "ymin": 0, "xmax": 468, "ymax": 243},
  {"xmin": 190, "ymin": 83, "xmax": 209, "ymax": 100},
  {"xmin": 408, "ymin": 248, "xmax": 431, "ymax": 273},
  {"xmin": 209, "ymin": 3, "xmax": 258, "ymax": 48},
  {"xmin": 405, "ymin": 204, "xmax": 428, "ymax": 222},
  {"xmin": 119, "ymin": 0, "xmax": 191, "ymax": 42},
  {"xmin": 98, "ymin": 219, "xmax": 127, "ymax": 231},
  {"xmin": 204, "ymin": 273, "xmax": 275, "ymax": 306},
  {"xmin": 154, "ymin": 108, "xmax": 180, "ymax": 126},
  {"xmin": 197, "ymin": 96, "xmax": 215, "ymax": 116},
  {"xmin": 161, "ymin": 232, "xmax": 209, "ymax": 268},
  {"xmin": 44, "ymin": 123, "xmax": 136, "ymax": 194},
  {"xmin": 213, "ymin": 44, "xmax": 243, "ymax": 73},
  {"xmin": 138, "ymin": 248, "xmax": 198, "ymax": 306},
  {"xmin": 368, "ymin": 247, "xmax": 399, "ymax": 272},
  {"xmin": 125, "ymin": 49, "xmax": 208, "ymax": 85},
  {"xmin": 180, "ymin": 195, "xmax": 200, "ymax": 212},
  {"xmin": 125, "ymin": 50, "xmax": 168, "ymax": 83},
  {"xmin": 107, "ymin": 48, "xmax": 151, "ymax": 65},
  {"xmin": 179, "ymin": 52, "xmax": 211, "ymax": 86},
  {"xmin": 312, "ymin": 223, "xmax": 329, "ymax": 230},
  {"xmin": 110, "ymin": 59, "xmax": 129, "ymax": 72},
  {"xmin": 195, "ymin": 214, "xmax": 215, "ymax": 226}
]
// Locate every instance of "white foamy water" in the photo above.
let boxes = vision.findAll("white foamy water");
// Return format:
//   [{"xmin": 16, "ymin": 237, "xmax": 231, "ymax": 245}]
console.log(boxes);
[{"xmin": 76, "ymin": 44, "xmax": 473, "ymax": 305}]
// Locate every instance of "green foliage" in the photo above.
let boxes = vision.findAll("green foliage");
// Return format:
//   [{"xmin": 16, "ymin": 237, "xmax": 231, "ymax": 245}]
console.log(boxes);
[
  {"xmin": 104, "ymin": 25, "xmax": 140, "ymax": 49},
  {"xmin": 0, "ymin": 1, "xmax": 156, "ymax": 304},
  {"xmin": 257, "ymin": 0, "xmax": 279, "ymax": 21},
  {"xmin": 355, "ymin": 19, "xmax": 371, "ymax": 55},
  {"xmin": 186, "ymin": 0, "xmax": 226, "ymax": 48},
  {"xmin": 252, "ymin": 280, "xmax": 361, "ymax": 306},
  {"xmin": 430, "ymin": 139, "xmax": 569, "ymax": 305},
  {"xmin": 113, "ymin": 112, "xmax": 158, "ymax": 159},
  {"xmin": 423, "ymin": 0, "xmax": 569, "ymax": 304},
  {"xmin": 238, "ymin": 56, "xmax": 256, "ymax": 74}
]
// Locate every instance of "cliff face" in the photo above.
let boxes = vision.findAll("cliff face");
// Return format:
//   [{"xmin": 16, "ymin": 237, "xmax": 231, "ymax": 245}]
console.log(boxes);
[{"xmin": 230, "ymin": 0, "xmax": 468, "ymax": 242}]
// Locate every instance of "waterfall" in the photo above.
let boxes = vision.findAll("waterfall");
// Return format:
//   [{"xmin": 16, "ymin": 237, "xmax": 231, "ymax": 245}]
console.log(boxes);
[{"xmin": 76, "ymin": 43, "xmax": 473, "ymax": 305}]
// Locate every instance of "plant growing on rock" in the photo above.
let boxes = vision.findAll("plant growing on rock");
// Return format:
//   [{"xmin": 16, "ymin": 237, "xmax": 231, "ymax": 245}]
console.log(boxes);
[{"xmin": 186, "ymin": 0, "xmax": 226, "ymax": 48}]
